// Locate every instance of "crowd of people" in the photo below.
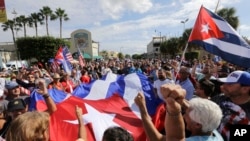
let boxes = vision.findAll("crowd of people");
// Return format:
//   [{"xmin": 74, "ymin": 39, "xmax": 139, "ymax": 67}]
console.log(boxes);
[{"xmin": 0, "ymin": 54, "xmax": 249, "ymax": 141}]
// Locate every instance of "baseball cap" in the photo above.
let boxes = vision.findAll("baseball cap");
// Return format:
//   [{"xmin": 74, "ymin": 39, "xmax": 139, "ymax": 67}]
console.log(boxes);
[
  {"xmin": 5, "ymin": 81, "xmax": 19, "ymax": 90},
  {"xmin": 217, "ymin": 70, "xmax": 250, "ymax": 86},
  {"xmin": 7, "ymin": 99, "xmax": 26, "ymax": 112}
]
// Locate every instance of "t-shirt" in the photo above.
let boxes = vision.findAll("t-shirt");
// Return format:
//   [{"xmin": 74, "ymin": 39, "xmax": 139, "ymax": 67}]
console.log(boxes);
[
  {"xmin": 186, "ymin": 130, "xmax": 224, "ymax": 141},
  {"xmin": 153, "ymin": 78, "xmax": 174, "ymax": 100},
  {"xmin": 212, "ymin": 95, "xmax": 250, "ymax": 141}
]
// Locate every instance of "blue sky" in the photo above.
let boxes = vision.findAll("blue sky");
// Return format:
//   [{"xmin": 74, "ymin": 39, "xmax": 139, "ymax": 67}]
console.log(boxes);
[{"xmin": 0, "ymin": 0, "xmax": 249, "ymax": 55}]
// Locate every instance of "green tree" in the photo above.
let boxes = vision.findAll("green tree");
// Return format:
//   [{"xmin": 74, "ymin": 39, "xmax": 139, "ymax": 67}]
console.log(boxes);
[
  {"xmin": 29, "ymin": 12, "xmax": 44, "ymax": 37},
  {"xmin": 217, "ymin": 7, "xmax": 239, "ymax": 30},
  {"xmin": 16, "ymin": 15, "xmax": 32, "ymax": 37},
  {"xmin": 51, "ymin": 8, "xmax": 69, "ymax": 38},
  {"xmin": 125, "ymin": 54, "xmax": 131, "ymax": 59},
  {"xmin": 40, "ymin": 6, "xmax": 53, "ymax": 36},
  {"xmin": 100, "ymin": 50, "xmax": 108, "ymax": 60},
  {"xmin": 2, "ymin": 20, "xmax": 16, "ymax": 43},
  {"xmin": 16, "ymin": 36, "xmax": 70, "ymax": 62},
  {"xmin": 1, "ymin": 19, "xmax": 20, "ymax": 59},
  {"xmin": 117, "ymin": 52, "xmax": 124, "ymax": 60},
  {"xmin": 132, "ymin": 54, "xmax": 142, "ymax": 60},
  {"xmin": 162, "ymin": 37, "xmax": 181, "ymax": 59}
]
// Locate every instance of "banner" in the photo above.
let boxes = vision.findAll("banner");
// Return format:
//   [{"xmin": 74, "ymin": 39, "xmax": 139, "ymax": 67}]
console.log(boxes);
[{"xmin": 0, "ymin": 0, "xmax": 7, "ymax": 23}]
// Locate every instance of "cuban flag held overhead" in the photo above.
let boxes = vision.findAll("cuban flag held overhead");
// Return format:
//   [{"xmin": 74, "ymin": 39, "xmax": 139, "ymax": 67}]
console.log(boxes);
[{"xmin": 188, "ymin": 6, "xmax": 250, "ymax": 68}]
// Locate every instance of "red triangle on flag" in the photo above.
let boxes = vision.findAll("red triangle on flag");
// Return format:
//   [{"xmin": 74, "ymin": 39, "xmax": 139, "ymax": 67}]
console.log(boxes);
[
  {"xmin": 188, "ymin": 6, "xmax": 224, "ymax": 42},
  {"xmin": 54, "ymin": 46, "xmax": 64, "ymax": 60},
  {"xmin": 49, "ymin": 95, "xmax": 146, "ymax": 141}
]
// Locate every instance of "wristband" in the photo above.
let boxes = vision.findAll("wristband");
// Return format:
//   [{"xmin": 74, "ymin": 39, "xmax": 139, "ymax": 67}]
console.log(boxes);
[
  {"xmin": 166, "ymin": 109, "xmax": 181, "ymax": 117},
  {"xmin": 43, "ymin": 94, "xmax": 50, "ymax": 99}
]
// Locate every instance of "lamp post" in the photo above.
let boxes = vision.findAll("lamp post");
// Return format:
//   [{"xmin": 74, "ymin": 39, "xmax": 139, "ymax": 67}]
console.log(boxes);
[
  {"xmin": 12, "ymin": 9, "xmax": 18, "ymax": 38},
  {"xmin": 180, "ymin": 18, "xmax": 189, "ymax": 31},
  {"xmin": 120, "ymin": 46, "xmax": 124, "ymax": 53},
  {"xmin": 11, "ymin": 9, "xmax": 19, "ymax": 60},
  {"xmin": 155, "ymin": 30, "xmax": 161, "ymax": 42},
  {"xmin": 155, "ymin": 30, "xmax": 162, "ymax": 59}
]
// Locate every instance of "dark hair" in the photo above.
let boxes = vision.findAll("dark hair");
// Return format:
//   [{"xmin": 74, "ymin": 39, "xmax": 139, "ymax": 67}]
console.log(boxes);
[
  {"xmin": 198, "ymin": 78, "xmax": 215, "ymax": 97},
  {"xmin": 102, "ymin": 126, "xmax": 134, "ymax": 141}
]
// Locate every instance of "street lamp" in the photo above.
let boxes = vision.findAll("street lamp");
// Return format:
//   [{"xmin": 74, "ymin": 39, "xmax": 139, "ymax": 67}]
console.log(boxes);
[
  {"xmin": 11, "ymin": 9, "xmax": 19, "ymax": 60},
  {"xmin": 120, "ymin": 47, "xmax": 124, "ymax": 53},
  {"xmin": 180, "ymin": 18, "xmax": 189, "ymax": 31},
  {"xmin": 155, "ymin": 30, "xmax": 161, "ymax": 42},
  {"xmin": 155, "ymin": 30, "xmax": 162, "ymax": 59},
  {"xmin": 12, "ymin": 9, "xmax": 18, "ymax": 38}
]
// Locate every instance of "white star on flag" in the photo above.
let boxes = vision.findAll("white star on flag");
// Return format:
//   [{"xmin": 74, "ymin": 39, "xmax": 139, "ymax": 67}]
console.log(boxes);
[
  {"xmin": 63, "ymin": 103, "xmax": 119, "ymax": 141},
  {"xmin": 201, "ymin": 23, "xmax": 211, "ymax": 34}
]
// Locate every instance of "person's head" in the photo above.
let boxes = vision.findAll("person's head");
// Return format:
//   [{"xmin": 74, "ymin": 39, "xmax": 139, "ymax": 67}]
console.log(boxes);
[
  {"xmin": 102, "ymin": 126, "xmax": 134, "ymax": 141},
  {"xmin": 5, "ymin": 81, "xmax": 20, "ymax": 97},
  {"xmin": 195, "ymin": 78, "xmax": 215, "ymax": 99},
  {"xmin": 157, "ymin": 69, "xmax": 167, "ymax": 81},
  {"xmin": 71, "ymin": 69, "xmax": 77, "ymax": 76},
  {"xmin": 184, "ymin": 98, "xmax": 222, "ymax": 135},
  {"xmin": 62, "ymin": 73, "xmax": 70, "ymax": 81},
  {"xmin": 178, "ymin": 66, "xmax": 190, "ymax": 81},
  {"xmin": 27, "ymin": 72, "xmax": 36, "ymax": 83},
  {"xmin": 158, "ymin": 69, "xmax": 172, "ymax": 81},
  {"xmin": 6, "ymin": 111, "xmax": 50, "ymax": 141},
  {"xmin": 218, "ymin": 70, "xmax": 250, "ymax": 104},
  {"xmin": 53, "ymin": 73, "xmax": 61, "ymax": 82},
  {"xmin": 201, "ymin": 64, "xmax": 212, "ymax": 75},
  {"xmin": 81, "ymin": 69, "xmax": 88, "ymax": 75},
  {"xmin": 7, "ymin": 98, "xmax": 27, "ymax": 119}
]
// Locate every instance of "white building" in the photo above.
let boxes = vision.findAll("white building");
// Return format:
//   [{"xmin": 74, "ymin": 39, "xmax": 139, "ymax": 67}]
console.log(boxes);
[{"xmin": 147, "ymin": 36, "xmax": 167, "ymax": 59}]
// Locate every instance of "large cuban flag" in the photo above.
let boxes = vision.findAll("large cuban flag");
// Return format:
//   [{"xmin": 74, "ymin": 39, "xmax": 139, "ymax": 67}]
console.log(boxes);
[
  {"xmin": 30, "ymin": 72, "xmax": 161, "ymax": 141},
  {"xmin": 188, "ymin": 6, "xmax": 250, "ymax": 68}
]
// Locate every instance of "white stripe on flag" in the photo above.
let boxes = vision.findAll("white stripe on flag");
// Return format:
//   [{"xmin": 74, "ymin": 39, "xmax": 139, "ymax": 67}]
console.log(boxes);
[
  {"xmin": 84, "ymin": 72, "xmax": 118, "ymax": 100},
  {"xmin": 204, "ymin": 38, "xmax": 250, "ymax": 58}
]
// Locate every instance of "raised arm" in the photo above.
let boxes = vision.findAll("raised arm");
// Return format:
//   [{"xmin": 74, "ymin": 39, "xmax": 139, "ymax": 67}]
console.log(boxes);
[
  {"xmin": 36, "ymin": 79, "xmax": 57, "ymax": 114},
  {"xmin": 75, "ymin": 105, "xmax": 87, "ymax": 141},
  {"xmin": 134, "ymin": 92, "xmax": 165, "ymax": 141},
  {"xmin": 161, "ymin": 84, "xmax": 186, "ymax": 141}
]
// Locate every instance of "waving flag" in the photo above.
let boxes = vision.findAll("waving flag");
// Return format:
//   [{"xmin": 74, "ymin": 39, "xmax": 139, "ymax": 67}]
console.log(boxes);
[
  {"xmin": 54, "ymin": 46, "xmax": 72, "ymax": 74},
  {"xmin": 30, "ymin": 73, "xmax": 160, "ymax": 141},
  {"xmin": 49, "ymin": 95, "xmax": 146, "ymax": 141},
  {"xmin": 29, "ymin": 88, "xmax": 69, "ymax": 111},
  {"xmin": 63, "ymin": 46, "xmax": 74, "ymax": 62},
  {"xmin": 188, "ymin": 6, "xmax": 250, "ymax": 68},
  {"xmin": 0, "ymin": 0, "xmax": 7, "ymax": 23},
  {"xmin": 73, "ymin": 72, "xmax": 161, "ymax": 116},
  {"xmin": 77, "ymin": 47, "xmax": 85, "ymax": 67}
]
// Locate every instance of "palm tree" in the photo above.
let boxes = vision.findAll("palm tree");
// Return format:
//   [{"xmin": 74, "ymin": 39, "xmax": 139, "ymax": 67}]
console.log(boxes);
[
  {"xmin": 51, "ymin": 8, "xmax": 69, "ymax": 38},
  {"xmin": 40, "ymin": 6, "xmax": 53, "ymax": 36},
  {"xmin": 16, "ymin": 15, "xmax": 32, "ymax": 37},
  {"xmin": 100, "ymin": 50, "xmax": 108, "ymax": 60},
  {"xmin": 1, "ymin": 20, "xmax": 19, "ymax": 59},
  {"xmin": 217, "ymin": 7, "xmax": 239, "ymax": 30},
  {"xmin": 29, "ymin": 12, "xmax": 44, "ymax": 37},
  {"xmin": 2, "ymin": 20, "xmax": 15, "ymax": 42}
]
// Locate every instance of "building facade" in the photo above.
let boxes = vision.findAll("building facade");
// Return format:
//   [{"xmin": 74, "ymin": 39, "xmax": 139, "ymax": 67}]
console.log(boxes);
[
  {"xmin": 147, "ymin": 36, "xmax": 167, "ymax": 59},
  {"xmin": 70, "ymin": 29, "xmax": 102, "ymax": 60}
]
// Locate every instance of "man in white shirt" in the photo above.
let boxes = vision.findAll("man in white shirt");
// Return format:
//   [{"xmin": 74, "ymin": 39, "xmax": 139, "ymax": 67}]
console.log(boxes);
[{"xmin": 153, "ymin": 68, "xmax": 174, "ymax": 101}]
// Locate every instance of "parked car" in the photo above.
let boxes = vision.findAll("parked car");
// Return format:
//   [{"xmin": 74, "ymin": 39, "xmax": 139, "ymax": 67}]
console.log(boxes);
[{"xmin": 6, "ymin": 60, "xmax": 28, "ymax": 70}]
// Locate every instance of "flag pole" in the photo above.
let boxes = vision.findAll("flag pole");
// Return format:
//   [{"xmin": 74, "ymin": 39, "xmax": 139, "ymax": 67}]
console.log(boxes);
[
  {"xmin": 174, "ymin": 42, "xmax": 189, "ymax": 82},
  {"xmin": 214, "ymin": 0, "xmax": 220, "ymax": 13}
]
